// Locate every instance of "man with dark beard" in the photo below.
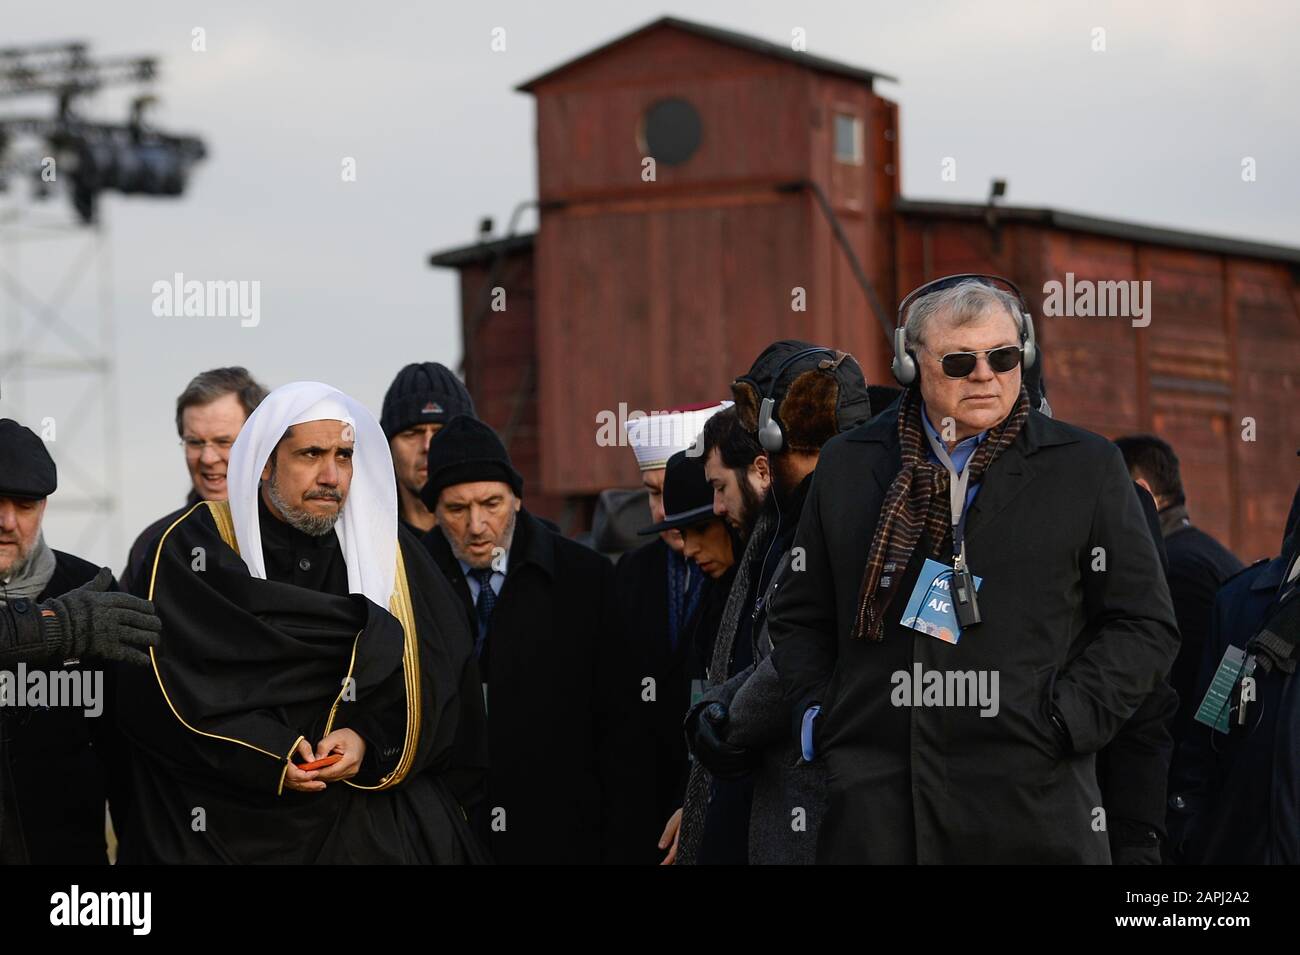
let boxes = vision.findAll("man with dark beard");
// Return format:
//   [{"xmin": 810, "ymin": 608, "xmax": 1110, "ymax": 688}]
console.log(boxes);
[
  {"xmin": 419, "ymin": 415, "xmax": 645, "ymax": 863},
  {"xmin": 663, "ymin": 406, "xmax": 767, "ymax": 864},
  {"xmin": 117, "ymin": 382, "xmax": 488, "ymax": 864},
  {"xmin": 676, "ymin": 345, "xmax": 873, "ymax": 864}
]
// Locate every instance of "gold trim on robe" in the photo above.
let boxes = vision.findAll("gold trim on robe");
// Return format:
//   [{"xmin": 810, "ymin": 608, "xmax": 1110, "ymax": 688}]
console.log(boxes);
[{"xmin": 145, "ymin": 499, "xmax": 421, "ymax": 791}]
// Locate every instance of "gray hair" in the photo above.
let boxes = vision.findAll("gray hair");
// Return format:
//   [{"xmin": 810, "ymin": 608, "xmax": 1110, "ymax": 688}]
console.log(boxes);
[
  {"xmin": 174, "ymin": 366, "xmax": 269, "ymax": 436},
  {"xmin": 903, "ymin": 281, "xmax": 1023, "ymax": 352}
]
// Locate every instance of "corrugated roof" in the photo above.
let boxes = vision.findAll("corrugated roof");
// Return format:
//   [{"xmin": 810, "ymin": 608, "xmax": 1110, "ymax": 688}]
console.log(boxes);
[
  {"xmin": 427, "ymin": 201, "xmax": 1300, "ymax": 271},
  {"xmin": 515, "ymin": 15, "xmax": 897, "ymax": 92},
  {"xmin": 897, "ymin": 198, "xmax": 1300, "ymax": 267}
]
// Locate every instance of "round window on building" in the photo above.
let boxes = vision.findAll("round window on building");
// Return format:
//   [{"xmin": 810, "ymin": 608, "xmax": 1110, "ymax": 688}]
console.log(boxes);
[{"xmin": 639, "ymin": 98, "xmax": 702, "ymax": 166}]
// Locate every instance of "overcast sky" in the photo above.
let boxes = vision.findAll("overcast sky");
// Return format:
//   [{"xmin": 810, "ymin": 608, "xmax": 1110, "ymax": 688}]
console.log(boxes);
[{"xmin": 2, "ymin": 0, "xmax": 1296, "ymax": 567}]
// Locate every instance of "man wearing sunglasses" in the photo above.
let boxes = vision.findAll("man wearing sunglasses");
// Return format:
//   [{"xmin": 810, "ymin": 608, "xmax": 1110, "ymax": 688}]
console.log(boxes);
[{"xmin": 769, "ymin": 275, "xmax": 1178, "ymax": 864}]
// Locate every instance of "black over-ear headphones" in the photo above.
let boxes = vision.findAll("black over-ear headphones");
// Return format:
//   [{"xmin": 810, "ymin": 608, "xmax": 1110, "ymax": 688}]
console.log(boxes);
[
  {"xmin": 751, "ymin": 346, "xmax": 843, "ymax": 453},
  {"xmin": 891, "ymin": 274, "xmax": 1037, "ymax": 386}
]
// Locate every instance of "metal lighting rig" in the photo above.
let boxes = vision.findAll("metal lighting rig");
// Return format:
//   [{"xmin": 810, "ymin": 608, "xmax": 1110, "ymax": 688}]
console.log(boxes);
[
  {"xmin": 0, "ymin": 40, "xmax": 207, "ymax": 223},
  {"xmin": 0, "ymin": 41, "xmax": 207, "ymax": 563}
]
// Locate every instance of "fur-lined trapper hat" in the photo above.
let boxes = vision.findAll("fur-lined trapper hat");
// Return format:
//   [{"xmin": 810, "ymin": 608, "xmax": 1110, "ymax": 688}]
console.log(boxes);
[{"xmin": 730, "ymin": 340, "xmax": 873, "ymax": 453}]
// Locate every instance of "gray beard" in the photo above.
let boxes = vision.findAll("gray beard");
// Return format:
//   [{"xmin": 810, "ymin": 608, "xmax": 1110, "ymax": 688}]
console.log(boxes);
[
  {"xmin": 441, "ymin": 507, "xmax": 517, "ymax": 570},
  {"xmin": 1, "ymin": 549, "xmax": 30, "ymax": 581},
  {"xmin": 266, "ymin": 476, "xmax": 341, "ymax": 537}
]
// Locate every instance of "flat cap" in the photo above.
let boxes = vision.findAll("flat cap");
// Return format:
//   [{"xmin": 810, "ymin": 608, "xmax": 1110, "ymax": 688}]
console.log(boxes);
[{"xmin": 0, "ymin": 419, "xmax": 56, "ymax": 499}]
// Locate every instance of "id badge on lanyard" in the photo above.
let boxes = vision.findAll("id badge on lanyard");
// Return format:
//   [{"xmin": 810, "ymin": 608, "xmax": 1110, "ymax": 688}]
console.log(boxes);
[{"xmin": 923, "ymin": 427, "xmax": 982, "ymax": 630}]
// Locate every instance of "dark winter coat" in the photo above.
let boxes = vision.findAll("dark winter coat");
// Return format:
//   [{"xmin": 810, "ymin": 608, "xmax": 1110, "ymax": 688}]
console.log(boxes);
[
  {"xmin": 120, "ymin": 490, "xmax": 202, "ymax": 597},
  {"xmin": 1160, "ymin": 506, "xmax": 1244, "ymax": 749},
  {"xmin": 1094, "ymin": 483, "xmax": 1179, "ymax": 861},
  {"xmin": 5, "ymin": 551, "xmax": 131, "ymax": 864},
  {"xmin": 2, "ymin": 545, "xmax": 131, "ymax": 867},
  {"xmin": 614, "ymin": 536, "xmax": 723, "ymax": 860},
  {"xmin": 699, "ymin": 474, "xmax": 826, "ymax": 864},
  {"xmin": 770, "ymin": 400, "xmax": 1179, "ymax": 864},
  {"xmin": 422, "ymin": 509, "xmax": 650, "ymax": 864},
  {"xmin": 1167, "ymin": 552, "xmax": 1298, "ymax": 863}
]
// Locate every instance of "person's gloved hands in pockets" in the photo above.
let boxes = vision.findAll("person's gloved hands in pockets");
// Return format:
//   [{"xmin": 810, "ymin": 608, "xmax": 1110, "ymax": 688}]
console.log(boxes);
[{"xmin": 684, "ymin": 701, "xmax": 759, "ymax": 779}]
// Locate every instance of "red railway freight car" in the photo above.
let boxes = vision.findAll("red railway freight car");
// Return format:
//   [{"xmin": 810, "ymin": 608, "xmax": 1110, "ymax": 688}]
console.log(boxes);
[{"xmin": 429, "ymin": 16, "xmax": 1300, "ymax": 561}]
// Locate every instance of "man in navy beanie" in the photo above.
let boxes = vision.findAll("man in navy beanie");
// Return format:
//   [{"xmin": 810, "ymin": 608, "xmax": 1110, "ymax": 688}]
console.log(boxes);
[
  {"xmin": 381, "ymin": 362, "xmax": 476, "ymax": 535},
  {"xmin": 419, "ymin": 416, "xmax": 650, "ymax": 864}
]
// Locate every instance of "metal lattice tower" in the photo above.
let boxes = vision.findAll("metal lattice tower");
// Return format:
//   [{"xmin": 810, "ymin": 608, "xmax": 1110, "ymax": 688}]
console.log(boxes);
[
  {"xmin": 0, "ymin": 41, "xmax": 203, "ymax": 566},
  {"xmin": 0, "ymin": 200, "xmax": 122, "ymax": 564}
]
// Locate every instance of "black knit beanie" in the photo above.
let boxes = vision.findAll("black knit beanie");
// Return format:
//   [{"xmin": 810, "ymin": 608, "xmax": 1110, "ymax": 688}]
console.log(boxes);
[{"xmin": 419, "ymin": 415, "xmax": 523, "ymax": 509}]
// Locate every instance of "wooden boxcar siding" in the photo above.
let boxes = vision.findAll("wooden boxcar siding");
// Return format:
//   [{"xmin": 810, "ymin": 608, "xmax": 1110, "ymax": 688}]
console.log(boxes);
[
  {"xmin": 1229, "ymin": 258, "xmax": 1300, "ymax": 559},
  {"xmin": 456, "ymin": 253, "xmax": 570, "ymax": 526},
  {"xmin": 809, "ymin": 73, "xmax": 898, "ymax": 383},
  {"xmin": 535, "ymin": 194, "xmax": 818, "ymax": 494},
  {"xmin": 529, "ymin": 44, "xmax": 899, "ymax": 495}
]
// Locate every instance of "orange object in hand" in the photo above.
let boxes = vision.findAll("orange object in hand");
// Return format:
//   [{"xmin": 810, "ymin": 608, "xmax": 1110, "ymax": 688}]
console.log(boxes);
[{"xmin": 296, "ymin": 754, "xmax": 343, "ymax": 772}]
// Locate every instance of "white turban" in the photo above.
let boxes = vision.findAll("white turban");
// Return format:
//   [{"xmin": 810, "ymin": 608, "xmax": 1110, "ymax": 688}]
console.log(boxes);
[
  {"xmin": 226, "ymin": 381, "xmax": 397, "ymax": 608},
  {"xmin": 624, "ymin": 400, "xmax": 733, "ymax": 471}
]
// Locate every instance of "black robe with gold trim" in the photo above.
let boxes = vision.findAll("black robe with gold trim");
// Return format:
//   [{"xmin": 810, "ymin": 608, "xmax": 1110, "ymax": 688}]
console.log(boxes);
[{"xmin": 116, "ymin": 500, "xmax": 489, "ymax": 864}]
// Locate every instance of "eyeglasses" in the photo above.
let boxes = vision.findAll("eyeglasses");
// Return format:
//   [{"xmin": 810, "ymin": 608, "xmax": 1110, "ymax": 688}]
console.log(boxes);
[
  {"xmin": 932, "ymin": 345, "xmax": 1023, "ymax": 379},
  {"xmin": 180, "ymin": 437, "xmax": 236, "ymax": 454}
]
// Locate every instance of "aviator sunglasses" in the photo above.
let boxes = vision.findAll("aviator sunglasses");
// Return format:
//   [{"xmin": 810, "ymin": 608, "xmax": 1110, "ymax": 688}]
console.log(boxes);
[{"xmin": 932, "ymin": 344, "xmax": 1023, "ymax": 379}]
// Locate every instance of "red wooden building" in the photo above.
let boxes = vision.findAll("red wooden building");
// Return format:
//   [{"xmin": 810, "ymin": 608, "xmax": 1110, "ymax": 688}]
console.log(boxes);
[{"xmin": 430, "ymin": 16, "xmax": 1300, "ymax": 561}]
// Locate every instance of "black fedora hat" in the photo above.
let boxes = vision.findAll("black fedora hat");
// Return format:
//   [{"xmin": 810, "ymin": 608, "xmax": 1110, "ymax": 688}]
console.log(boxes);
[{"xmin": 638, "ymin": 449, "xmax": 718, "ymax": 535}]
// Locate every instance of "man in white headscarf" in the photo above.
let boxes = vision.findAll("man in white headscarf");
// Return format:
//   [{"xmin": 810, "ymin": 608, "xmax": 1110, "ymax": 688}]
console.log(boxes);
[{"xmin": 117, "ymin": 382, "xmax": 489, "ymax": 864}]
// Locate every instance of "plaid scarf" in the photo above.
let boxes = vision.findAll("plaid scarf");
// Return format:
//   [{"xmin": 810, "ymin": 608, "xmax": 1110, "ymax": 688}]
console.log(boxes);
[{"xmin": 852, "ymin": 385, "xmax": 1030, "ymax": 641}]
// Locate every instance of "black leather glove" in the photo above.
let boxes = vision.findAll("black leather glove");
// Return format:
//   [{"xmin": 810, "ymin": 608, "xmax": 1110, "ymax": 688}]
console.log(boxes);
[
  {"xmin": 41, "ymin": 567, "xmax": 162, "ymax": 666},
  {"xmin": 685, "ymin": 702, "xmax": 759, "ymax": 780}
]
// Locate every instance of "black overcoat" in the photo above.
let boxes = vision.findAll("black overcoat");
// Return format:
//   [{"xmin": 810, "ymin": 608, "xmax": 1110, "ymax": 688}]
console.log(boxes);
[
  {"xmin": 423, "ymin": 509, "xmax": 649, "ymax": 864},
  {"xmin": 770, "ymin": 400, "xmax": 1179, "ymax": 863}
]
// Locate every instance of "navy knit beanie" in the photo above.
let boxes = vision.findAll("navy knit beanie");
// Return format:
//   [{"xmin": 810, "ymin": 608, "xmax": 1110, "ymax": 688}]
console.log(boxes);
[{"xmin": 381, "ymin": 362, "xmax": 476, "ymax": 440}]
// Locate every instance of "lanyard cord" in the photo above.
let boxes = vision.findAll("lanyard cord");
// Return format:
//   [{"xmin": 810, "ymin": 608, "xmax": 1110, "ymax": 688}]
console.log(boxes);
[{"xmin": 922, "ymin": 426, "xmax": 974, "ymax": 570}]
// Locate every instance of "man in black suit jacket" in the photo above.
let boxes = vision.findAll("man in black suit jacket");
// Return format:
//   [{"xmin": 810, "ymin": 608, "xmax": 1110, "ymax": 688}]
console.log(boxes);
[{"xmin": 420, "ymin": 415, "xmax": 648, "ymax": 864}]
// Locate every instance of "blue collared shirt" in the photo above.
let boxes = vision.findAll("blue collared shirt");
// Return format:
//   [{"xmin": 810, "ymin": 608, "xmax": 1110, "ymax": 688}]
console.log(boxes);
[
  {"xmin": 920, "ymin": 402, "xmax": 988, "ymax": 523},
  {"xmin": 458, "ymin": 553, "xmax": 508, "ymax": 606}
]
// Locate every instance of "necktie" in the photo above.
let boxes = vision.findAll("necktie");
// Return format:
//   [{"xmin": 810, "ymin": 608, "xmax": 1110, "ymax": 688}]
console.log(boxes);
[
  {"xmin": 470, "ymin": 567, "xmax": 497, "ymax": 658},
  {"xmin": 667, "ymin": 551, "xmax": 705, "ymax": 652}
]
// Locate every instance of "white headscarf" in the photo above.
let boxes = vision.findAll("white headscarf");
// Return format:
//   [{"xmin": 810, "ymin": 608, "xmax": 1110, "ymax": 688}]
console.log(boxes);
[{"xmin": 226, "ymin": 381, "xmax": 397, "ymax": 608}]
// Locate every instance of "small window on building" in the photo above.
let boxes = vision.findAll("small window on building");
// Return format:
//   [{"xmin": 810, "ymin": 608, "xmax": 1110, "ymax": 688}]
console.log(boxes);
[
  {"xmin": 834, "ymin": 113, "xmax": 863, "ymax": 165},
  {"xmin": 640, "ymin": 98, "xmax": 703, "ymax": 166}
]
